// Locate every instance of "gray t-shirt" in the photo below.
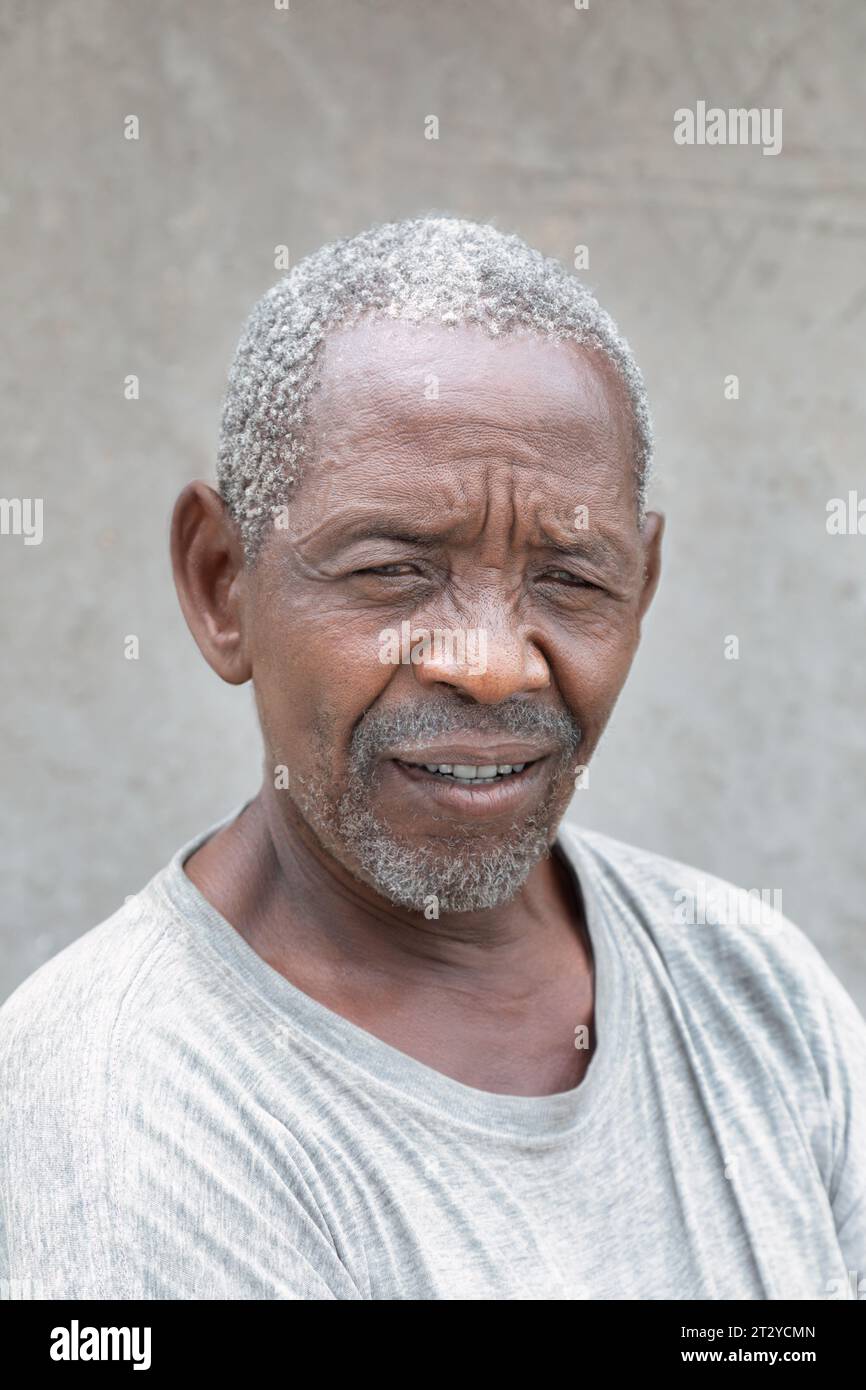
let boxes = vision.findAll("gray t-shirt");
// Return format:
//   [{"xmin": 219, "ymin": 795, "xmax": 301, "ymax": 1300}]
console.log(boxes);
[{"xmin": 1, "ymin": 806, "xmax": 864, "ymax": 1301}]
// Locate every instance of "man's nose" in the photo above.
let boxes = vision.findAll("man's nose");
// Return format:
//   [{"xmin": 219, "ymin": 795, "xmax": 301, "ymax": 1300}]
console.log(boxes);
[{"xmin": 409, "ymin": 618, "xmax": 550, "ymax": 704}]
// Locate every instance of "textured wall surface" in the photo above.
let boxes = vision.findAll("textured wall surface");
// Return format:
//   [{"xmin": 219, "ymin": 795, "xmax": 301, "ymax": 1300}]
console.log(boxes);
[{"xmin": 1, "ymin": 0, "xmax": 864, "ymax": 1008}]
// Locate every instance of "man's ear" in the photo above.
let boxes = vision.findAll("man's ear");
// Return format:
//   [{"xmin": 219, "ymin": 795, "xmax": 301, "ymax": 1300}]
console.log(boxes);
[
  {"xmin": 637, "ymin": 510, "xmax": 664, "ymax": 624},
  {"xmin": 170, "ymin": 481, "xmax": 252, "ymax": 685}
]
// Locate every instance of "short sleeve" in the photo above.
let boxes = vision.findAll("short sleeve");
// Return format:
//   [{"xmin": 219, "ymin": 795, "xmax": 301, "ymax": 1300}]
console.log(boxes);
[{"xmin": 0, "ymin": 990, "xmax": 363, "ymax": 1301}]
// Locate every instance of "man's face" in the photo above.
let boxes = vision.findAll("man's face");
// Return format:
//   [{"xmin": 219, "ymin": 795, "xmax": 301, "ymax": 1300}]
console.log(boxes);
[{"xmin": 244, "ymin": 316, "xmax": 660, "ymax": 912}]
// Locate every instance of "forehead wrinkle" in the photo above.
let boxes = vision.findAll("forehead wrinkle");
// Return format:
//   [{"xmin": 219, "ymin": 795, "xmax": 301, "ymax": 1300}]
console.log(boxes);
[
  {"xmin": 302, "ymin": 421, "xmax": 580, "ymax": 526},
  {"xmin": 308, "ymin": 430, "xmax": 611, "ymax": 512},
  {"xmin": 316, "ymin": 396, "xmax": 613, "ymax": 464},
  {"xmin": 346, "ymin": 463, "xmax": 469, "ymax": 515}
]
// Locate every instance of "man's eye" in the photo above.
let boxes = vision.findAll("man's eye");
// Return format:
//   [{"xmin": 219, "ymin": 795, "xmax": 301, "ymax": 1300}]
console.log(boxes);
[
  {"xmin": 355, "ymin": 564, "xmax": 418, "ymax": 577},
  {"xmin": 540, "ymin": 569, "xmax": 598, "ymax": 588}
]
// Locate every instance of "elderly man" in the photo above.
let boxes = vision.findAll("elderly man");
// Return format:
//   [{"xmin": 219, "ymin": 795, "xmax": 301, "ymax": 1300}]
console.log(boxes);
[{"xmin": 1, "ymin": 216, "xmax": 864, "ymax": 1301}]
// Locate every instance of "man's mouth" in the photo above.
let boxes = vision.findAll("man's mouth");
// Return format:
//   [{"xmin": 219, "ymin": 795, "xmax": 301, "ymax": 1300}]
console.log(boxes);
[
  {"xmin": 374, "ymin": 741, "xmax": 559, "ymax": 823},
  {"xmin": 393, "ymin": 758, "xmax": 535, "ymax": 785}
]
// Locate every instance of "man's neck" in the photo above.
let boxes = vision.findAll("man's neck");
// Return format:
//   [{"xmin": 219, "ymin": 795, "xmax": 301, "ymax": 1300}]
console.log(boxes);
[{"xmin": 183, "ymin": 789, "xmax": 595, "ymax": 1096}]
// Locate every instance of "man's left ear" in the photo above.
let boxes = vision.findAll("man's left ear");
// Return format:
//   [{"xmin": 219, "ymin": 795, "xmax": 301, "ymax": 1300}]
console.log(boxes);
[
  {"xmin": 170, "ymin": 481, "xmax": 252, "ymax": 685},
  {"xmin": 637, "ymin": 510, "xmax": 664, "ymax": 622}
]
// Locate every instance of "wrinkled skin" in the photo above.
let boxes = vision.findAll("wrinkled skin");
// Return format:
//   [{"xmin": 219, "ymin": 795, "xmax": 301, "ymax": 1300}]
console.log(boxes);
[{"xmin": 171, "ymin": 317, "xmax": 663, "ymax": 1096}]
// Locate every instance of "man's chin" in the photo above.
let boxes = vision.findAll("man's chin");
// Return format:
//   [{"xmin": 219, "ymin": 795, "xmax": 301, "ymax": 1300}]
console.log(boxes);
[
  {"xmin": 340, "ymin": 818, "xmax": 556, "ymax": 914},
  {"xmin": 289, "ymin": 766, "xmax": 565, "ymax": 913}
]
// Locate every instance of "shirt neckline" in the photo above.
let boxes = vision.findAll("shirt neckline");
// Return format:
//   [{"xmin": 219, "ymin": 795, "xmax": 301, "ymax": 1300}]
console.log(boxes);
[{"xmin": 149, "ymin": 800, "xmax": 634, "ymax": 1142}]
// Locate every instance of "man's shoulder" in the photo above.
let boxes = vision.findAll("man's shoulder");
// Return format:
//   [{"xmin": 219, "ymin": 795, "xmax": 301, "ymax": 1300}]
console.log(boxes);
[
  {"xmin": 0, "ymin": 805, "xmax": 250, "ymax": 1061},
  {"xmin": 563, "ymin": 820, "xmax": 798, "ymax": 938},
  {"xmin": 0, "ymin": 863, "xmax": 352, "ymax": 1299},
  {"xmin": 0, "ymin": 880, "xmax": 185, "ymax": 1089},
  {"xmin": 558, "ymin": 820, "xmax": 861, "ymax": 1025}
]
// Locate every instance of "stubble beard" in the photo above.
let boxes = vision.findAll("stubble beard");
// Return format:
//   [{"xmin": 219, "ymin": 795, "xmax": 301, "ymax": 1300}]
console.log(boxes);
[{"xmin": 287, "ymin": 699, "xmax": 582, "ymax": 913}]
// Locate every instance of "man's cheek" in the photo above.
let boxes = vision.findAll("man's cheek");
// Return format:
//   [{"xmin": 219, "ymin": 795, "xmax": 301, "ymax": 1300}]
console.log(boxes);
[
  {"xmin": 568, "ymin": 636, "xmax": 634, "ymax": 705},
  {"xmin": 254, "ymin": 675, "xmax": 316, "ymax": 766}
]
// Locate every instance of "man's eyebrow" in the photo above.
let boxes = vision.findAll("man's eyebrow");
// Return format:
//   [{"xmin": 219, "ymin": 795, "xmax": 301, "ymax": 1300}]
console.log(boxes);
[
  {"xmin": 329, "ymin": 521, "xmax": 441, "ymax": 547},
  {"xmin": 536, "ymin": 530, "xmax": 632, "ymax": 570}
]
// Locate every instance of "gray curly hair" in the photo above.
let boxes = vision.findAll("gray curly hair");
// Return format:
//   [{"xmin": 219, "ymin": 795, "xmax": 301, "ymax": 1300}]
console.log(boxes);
[{"xmin": 216, "ymin": 214, "xmax": 654, "ymax": 561}]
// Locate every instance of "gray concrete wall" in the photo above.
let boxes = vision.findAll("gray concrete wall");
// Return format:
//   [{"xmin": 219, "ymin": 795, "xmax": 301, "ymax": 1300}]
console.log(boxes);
[{"xmin": 2, "ymin": 0, "xmax": 864, "ymax": 1008}]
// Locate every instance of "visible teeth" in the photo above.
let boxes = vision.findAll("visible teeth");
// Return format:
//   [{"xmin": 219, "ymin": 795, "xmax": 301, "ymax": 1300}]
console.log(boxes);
[
  {"xmin": 404, "ymin": 758, "xmax": 533, "ymax": 782},
  {"xmin": 408, "ymin": 760, "xmax": 531, "ymax": 781}
]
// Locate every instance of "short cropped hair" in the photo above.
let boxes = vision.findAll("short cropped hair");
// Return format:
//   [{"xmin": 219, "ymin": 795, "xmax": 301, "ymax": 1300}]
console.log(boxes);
[{"xmin": 216, "ymin": 214, "xmax": 654, "ymax": 560}]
